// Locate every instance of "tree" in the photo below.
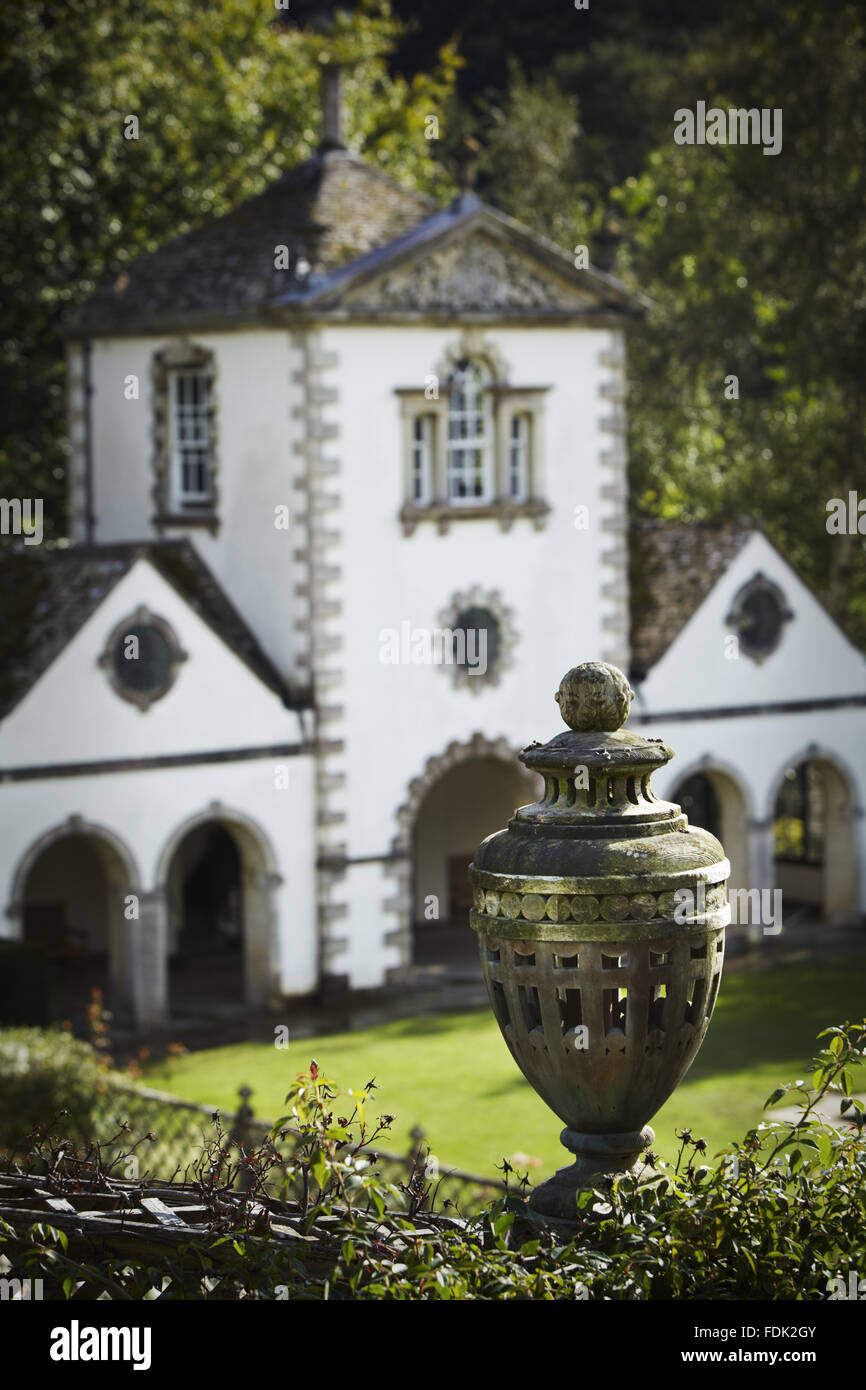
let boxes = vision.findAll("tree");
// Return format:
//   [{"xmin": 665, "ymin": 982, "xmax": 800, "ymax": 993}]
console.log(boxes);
[
  {"xmin": 612, "ymin": 0, "xmax": 866, "ymax": 640},
  {"xmin": 461, "ymin": 0, "xmax": 866, "ymax": 644}
]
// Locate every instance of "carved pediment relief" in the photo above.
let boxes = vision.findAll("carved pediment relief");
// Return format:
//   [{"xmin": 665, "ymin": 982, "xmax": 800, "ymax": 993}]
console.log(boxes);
[{"xmin": 339, "ymin": 230, "xmax": 599, "ymax": 314}]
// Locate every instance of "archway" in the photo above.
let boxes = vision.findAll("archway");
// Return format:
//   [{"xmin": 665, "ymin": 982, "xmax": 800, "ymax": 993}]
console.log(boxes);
[
  {"xmin": 159, "ymin": 809, "xmax": 279, "ymax": 1017},
  {"xmin": 411, "ymin": 754, "xmax": 540, "ymax": 976},
  {"xmin": 13, "ymin": 822, "xmax": 138, "ymax": 1025},
  {"xmin": 772, "ymin": 756, "xmax": 857, "ymax": 923},
  {"xmin": 672, "ymin": 767, "xmax": 749, "ymax": 902}
]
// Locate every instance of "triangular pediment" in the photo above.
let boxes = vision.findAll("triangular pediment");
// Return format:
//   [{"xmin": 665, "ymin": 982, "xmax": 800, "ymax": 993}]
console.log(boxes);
[
  {"xmin": 635, "ymin": 530, "xmax": 866, "ymax": 709},
  {"xmin": 0, "ymin": 542, "xmax": 297, "ymax": 723},
  {"xmin": 0, "ymin": 553, "xmax": 299, "ymax": 770},
  {"xmin": 338, "ymin": 227, "xmax": 598, "ymax": 314},
  {"xmin": 287, "ymin": 205, "xmax": 641, "ymax": 319}
]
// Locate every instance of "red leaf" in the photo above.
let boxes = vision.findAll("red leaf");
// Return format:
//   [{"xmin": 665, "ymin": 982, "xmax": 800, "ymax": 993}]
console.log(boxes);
[{"xmin": 310, "ymin": 1060, "xmax": 319, "ymax": 1081}]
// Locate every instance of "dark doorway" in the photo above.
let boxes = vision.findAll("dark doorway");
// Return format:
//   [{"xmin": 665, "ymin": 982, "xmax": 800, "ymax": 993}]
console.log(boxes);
[
  {"xmin": 448, "ymin": 855, "xmax": 475, "ymax": 917},
  {"xmin": 20, "ymin": 831, "xmax": 130, "ymax": 1027},
  {"xmin": 411, "ymin": 756, "xmax": 540, "ymax": 977},
  {"xmin": 168, "ymin": 823, "xmax": 244, "ymax": 1014},
  {"xmin": 676, "ymin": 773, "xmax": 722, "ymax": 841},
  {"xmin": 771, "ymin": 757, "xmax": 857, "ymax": 922}
]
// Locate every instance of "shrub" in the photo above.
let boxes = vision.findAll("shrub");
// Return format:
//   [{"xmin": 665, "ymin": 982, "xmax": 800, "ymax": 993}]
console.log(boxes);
[
  {"xmin": 0, "ymin": 1027, "xmax": 113, "ymax": 1159},
  {"xmin": 0, "ymin": 1022, "xmax": 864, "ymax": 1299}
]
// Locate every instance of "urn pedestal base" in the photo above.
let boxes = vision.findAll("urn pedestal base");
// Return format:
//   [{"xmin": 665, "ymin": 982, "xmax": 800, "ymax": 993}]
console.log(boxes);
[{"xmin": 529, "ymin": 1124, "xmax": 658, "ymax": 1221}]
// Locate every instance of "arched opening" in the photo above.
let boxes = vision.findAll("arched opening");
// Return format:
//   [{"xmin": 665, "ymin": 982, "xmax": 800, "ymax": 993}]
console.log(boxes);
[
  {"xmin": 18, "ymin": 828, "xmax": 135, "ymax": 1025},
  {"xmin": 411, "ymin": 755, "xmax": 539, "ymax": 977},
  {"xmin": 163, "ymin": 813, "xmax": 277, "ymax": 1018},
  {"xmin": 772, "ymin": 757, "xmax": 857, "ymax": 923},
  {"xmin": 675, "ymin": 773, "xmax": 721, "ymax": 840},
  {"xmin": 672, "ymin": 768, "xmax": 749, "ymax": 903}
]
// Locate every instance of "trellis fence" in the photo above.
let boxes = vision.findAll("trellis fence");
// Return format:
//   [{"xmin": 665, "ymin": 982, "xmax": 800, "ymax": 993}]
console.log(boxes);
[{"xmin": 62, "ymin": 1080, "xmax": 505, "ymax": 1217}]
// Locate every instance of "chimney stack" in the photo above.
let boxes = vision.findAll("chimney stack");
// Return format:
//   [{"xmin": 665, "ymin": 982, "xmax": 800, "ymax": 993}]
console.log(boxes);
[
  {"xmin": 273, "ymin": 3, "xmax": 347, "ymax": 153},
  {"xmin": 320, "ymin": 63, "xmax": 345, "ymax": 151}
]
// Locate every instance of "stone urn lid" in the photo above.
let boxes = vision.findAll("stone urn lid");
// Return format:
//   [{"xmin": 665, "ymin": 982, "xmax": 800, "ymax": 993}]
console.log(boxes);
[{"xmin": 471, "ymin": 661, "xmax": 727, "ymax": 882}]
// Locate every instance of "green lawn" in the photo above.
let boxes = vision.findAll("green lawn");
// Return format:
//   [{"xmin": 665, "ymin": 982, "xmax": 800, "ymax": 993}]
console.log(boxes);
[{"xmin": 144, "ymin": 957, "xmax": 866, "ymax": 1180}]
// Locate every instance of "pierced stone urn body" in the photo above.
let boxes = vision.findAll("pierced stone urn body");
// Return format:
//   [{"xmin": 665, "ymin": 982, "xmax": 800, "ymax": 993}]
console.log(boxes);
[{"xmin": 469, "ymin": 662, "xmax": 729, "ymax": 1219}]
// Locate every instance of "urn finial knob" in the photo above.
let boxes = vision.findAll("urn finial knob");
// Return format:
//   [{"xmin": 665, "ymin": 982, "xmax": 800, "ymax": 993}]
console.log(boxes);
[{"xmin": 554, "ymin": 660, "xmax": 634, "ymax": 732}]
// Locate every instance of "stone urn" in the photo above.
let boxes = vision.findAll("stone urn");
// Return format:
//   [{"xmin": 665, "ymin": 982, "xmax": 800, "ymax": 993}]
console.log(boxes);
[{"xmin": 469, "ymin": 661, "xmax": 729, "ymax": 1219}]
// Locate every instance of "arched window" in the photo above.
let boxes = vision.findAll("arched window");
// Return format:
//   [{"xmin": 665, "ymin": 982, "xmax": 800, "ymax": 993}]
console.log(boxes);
[
  {"xmin": 674, "ymin": 773, "xmax": 722, "ymax": 841},
  {"xmin": 395, "ymin": 339, "xmax": 550, "ymax": 534},
  {"xmin": 447, "ymin": 360, "xmax": 492, "ymax": 504}
]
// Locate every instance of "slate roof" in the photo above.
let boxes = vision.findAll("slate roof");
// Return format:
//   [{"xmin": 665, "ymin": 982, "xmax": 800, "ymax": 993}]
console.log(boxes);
[
  {"xmin": 0, "ymin": 541, "xmax": 302, "ymax": 719},
  {"xmin": 629, "ymin": 521, "xmax": 753, "ymax": 681},
  {"xmin": 69, "ymin": 149, "xmax": 644, "ymax": 336},
  {"xmin": 70, "ymin": 149, "xmax": 437, "ymax": 335}
]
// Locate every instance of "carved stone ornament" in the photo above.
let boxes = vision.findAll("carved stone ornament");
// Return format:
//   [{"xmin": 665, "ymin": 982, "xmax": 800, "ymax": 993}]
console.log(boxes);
[
  {"xmin": 436, "ymin": 587, "xmax": 517, "ymax": 692},
  {"xmin": 343, "ymin": 231, "xmax": 596, "ymax": 313},
  {"xmin": 469, "ymin": 660, "xmax": 729, "ymax": 1223},
  {"xmin": 432, "ymin": 329, "xmax": 511, "ymax": 387}
]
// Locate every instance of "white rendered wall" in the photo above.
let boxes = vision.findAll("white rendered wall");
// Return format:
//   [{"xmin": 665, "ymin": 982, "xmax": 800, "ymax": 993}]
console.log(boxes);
[
  {"xmin": 331, "ymin": 323, "xmax": 618, "ymax": 840},
  {"xmin": 0, "ymin": 557, "xmax": 317, "ymax": 997},
  {"xmin": 636, "ymin": 532, "xmax": 866, "ymax": 712},
  {"xmin": 0, "ymin": 558, "xmax": 302, "ymax": 769},
  {"xmin": 647, "ymin": 706, "xmax": 866, "ymax": 915},
  {"xmin": 0, "ymin": 755, "xmax": 317, "ymax": 997},
  {"xmin": 72, "ymin": 312, "xmax": 630, "ymax": 991},
  {"xmin": 86, "ymin": 330, "xmax": 303, "ymax": 679},
  {"xmin": 316, "ymin": 321, "xmax": 626, "ymax": 984},
  {"xmin": 634, "ymin": 533, "xmax": 866, "ymax": 914}
]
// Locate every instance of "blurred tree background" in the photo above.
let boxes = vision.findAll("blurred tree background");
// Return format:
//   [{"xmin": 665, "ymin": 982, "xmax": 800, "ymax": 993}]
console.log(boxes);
[{"xmin": 2, "ymin": 0, "xmax": 864, "ymax": 644}]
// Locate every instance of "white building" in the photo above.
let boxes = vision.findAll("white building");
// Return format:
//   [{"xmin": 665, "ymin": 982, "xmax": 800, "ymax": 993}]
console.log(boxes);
[{"xmin": 1, "ymin": 116, "xmax": 864, "ymax": 1028}]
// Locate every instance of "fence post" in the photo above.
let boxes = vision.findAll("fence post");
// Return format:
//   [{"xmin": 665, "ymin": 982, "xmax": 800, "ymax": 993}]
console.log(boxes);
[
  {"xmin": 407, "ymin": 1123, "xmax": 426, "ymax": 1176},
  {"xmin": 230, "ymin": 1085, "xmax": 255, "ymax": 1192}
]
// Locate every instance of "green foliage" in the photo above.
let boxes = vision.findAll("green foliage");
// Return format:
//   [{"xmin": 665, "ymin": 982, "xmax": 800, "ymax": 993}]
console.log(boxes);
[
  {"xmin": 2, "ymin": 1023, "xmax": 864, "ymax": 1299},
  {"xmin": 773, "ymin": 817, "xmax": 805, "ymax": 859},
  {"xmin": 609, "ymin": 0, "xmax": 866, "ymax": 643},
  {"xmin": 472, "ymin": 64, "xmax": 591, "ymax": 252},
  {"xmin": 450, "ymin": 0, "xmax": 866, "ymax": 648},
  {"xmin": 270, "ymin": 1061, "xmax": 404, "ymax": 1221},
  {"xmin": 0, "ymin": 1027, "xmax": 113, "ymax": 1158},
  {"xmin": 567, "ymin": 1021, "xmax": 866, "ymax": 1299},
  {"xmin": 143, "ymin": 957, "xmax": 866, "ymax": 1175}
]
